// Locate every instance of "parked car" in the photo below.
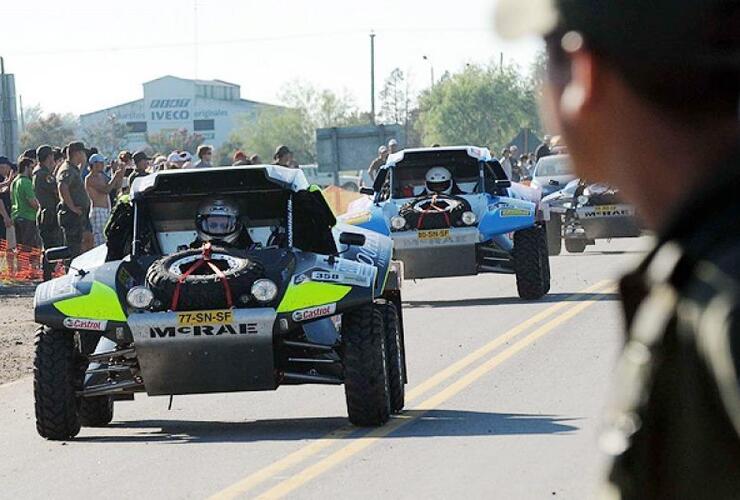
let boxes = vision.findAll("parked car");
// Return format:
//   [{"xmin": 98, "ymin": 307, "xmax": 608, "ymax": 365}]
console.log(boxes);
[{"xmin": 530, "ymin": 154, "xmax": 577, "ymax": 197}]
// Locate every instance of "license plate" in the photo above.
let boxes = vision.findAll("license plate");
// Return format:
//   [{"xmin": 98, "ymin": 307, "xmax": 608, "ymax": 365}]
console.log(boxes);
[
  {"xmin": 418, "ymin": 229, "xmax": 450, "ymax": 240},
  {"xmin": 177, "ymin": 309, "xmax": 233, "ymax": 325}
]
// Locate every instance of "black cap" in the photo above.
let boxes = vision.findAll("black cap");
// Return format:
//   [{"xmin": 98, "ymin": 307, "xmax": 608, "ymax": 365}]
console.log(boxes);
[
  {"xmin": 132, "ymin": 151, "xmax": 151, "ymax": 164},
  {"xmin": 495, "ymin": 0, "xmax": 740, "ymax": 70},
  {"xmin": 22, "ymin": 148, "xmax": 37, "ymax": 160},
  {"xmin": 0, "ymin": 156, "xmax": 12, "ymax": 167},
  {"xmin": 67, "ymin": 141, "xmax": 86, "ymax": 154},
  {"xmin": 274, "ymin": 145, "xmax": 292, "ymax": 160},
  {"xmin": 37, "ymin": 145, "xmax": 53, "ymax": 162}
]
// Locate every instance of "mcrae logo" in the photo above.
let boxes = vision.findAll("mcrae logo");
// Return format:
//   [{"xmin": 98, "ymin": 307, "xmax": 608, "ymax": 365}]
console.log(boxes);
[
  {"xmin": 63, "ymin": 317, "xmax": 107, "ymax": 331},
  {"xmin": 149, "ymin": 323, "xmax": 259, "ymax": 338},
  {"xmin": 292, "ymin": 303, "xmax": 336, "ymax": 322}
]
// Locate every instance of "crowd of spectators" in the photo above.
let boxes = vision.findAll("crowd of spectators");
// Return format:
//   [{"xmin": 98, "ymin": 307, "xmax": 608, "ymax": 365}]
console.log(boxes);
[{"xmin": 0, "ymin": 141, "xmax": 298, "ymax": 282}]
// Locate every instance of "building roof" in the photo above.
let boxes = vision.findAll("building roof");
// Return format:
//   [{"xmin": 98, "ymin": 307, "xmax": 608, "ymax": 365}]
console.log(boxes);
[
  {"xmin": 80, "ymin": 98, "xmax": 144, "ymax": 119},
  {"xmin": 144, "ymin": 75, "xmax": 240, "ymax": 88}
]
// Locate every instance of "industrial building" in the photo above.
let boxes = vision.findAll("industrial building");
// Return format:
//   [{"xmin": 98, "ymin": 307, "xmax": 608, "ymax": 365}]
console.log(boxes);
[{"xmin": 80, "ymin": 75, "xmax": 276, "ymax": 151}]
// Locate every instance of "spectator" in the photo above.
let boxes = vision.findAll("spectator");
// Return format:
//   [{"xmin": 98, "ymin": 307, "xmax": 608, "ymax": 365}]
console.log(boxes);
[
  {"xmin": 166, "ymin": 151, "xmax": 186, "ymax": 169},
  {"xmin": 194, "ymin": 145, "xmax": 213, "ymax": 168},
  {"xmin": 233, "ymin": 150, "xmax": 250, "ymax": 166},
  {"xmin": 0, "ymin": 157, "xmax": 15, "ymax": 243},
  {"xmin": 499, "ymin": 148, "xmax": 513, "ymax": 180},
  {"xmin": 11, "ymin": 157, "xmax": 41, "ymax": 273},
  {"xmin": 535, "ymin": 135, "xmax": 552, "ymax": 161},
  {"xmin": 21, "ymin": 149, "xmax": 38, "ymax": 167},
  {"xmin": 128, "ymin": 151, "xmax": 151, "ymax": 186},
  {"xmin": 250, "ymin": 154, "xmax": 261, "ymax": 165},
  {"xmin": 152, "ymin": 155, "xmax": 168, "ymax": 172},
  {"xmin": 273, "ymin": 145, "xmax": 294, "ymax": 167},
  {"xmin": 368, "ymin": 145, "xmax": 389, "ymax": 180},
  {"xmin": 388, "ymin": 138, "xmax": 399, "ymax": 154},
  {"xmin": 57, "ymin": 141, "xmax": 93, "ymax": 258},
  {"xmin": 52, "ymin": 148, "xmax": 64, "ymax": 174},
  {"xmin": 85, "ymin": 153, "xmax": 124, "ymax": 246},
  {"xmin": 33, "ymin": 145, "xmax": 63, "ymax": 280}
]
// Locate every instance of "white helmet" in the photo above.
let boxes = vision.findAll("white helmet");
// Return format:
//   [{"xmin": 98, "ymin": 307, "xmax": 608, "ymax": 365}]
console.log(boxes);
[
  {"xmin": 196, "ymin": 198, "xmax": 242, "ymax": 244},
  {"xmin": 425, "ymin": 167, "xmax": 453, "ymax": 195}
]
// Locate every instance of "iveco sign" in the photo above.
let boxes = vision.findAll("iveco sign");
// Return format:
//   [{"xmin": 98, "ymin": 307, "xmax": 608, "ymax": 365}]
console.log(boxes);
[{"xmin": 150, "ymin": 98, "xmax": 191, "ymax": 121}]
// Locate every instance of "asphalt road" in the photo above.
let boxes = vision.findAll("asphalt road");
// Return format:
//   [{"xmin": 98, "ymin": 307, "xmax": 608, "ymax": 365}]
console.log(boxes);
[{"xmin": 0, "ymin": 237, "xmax": 651, "ymax": 500}]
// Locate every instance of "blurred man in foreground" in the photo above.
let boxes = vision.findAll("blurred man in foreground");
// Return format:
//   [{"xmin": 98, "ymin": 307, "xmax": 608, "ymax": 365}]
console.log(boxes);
[{"xmin": 496, "ymin": 0, "xmax": 740, "ymax": 498}]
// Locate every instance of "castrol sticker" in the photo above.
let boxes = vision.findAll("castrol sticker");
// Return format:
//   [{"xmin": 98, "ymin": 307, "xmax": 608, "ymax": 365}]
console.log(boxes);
[
  {"xmin": 292, "ymin": 303, "xmax": 337, "ymax": 322},
  {"xmin": 63, "ymin": 317, "xmax": 108, "ymax": 331}
]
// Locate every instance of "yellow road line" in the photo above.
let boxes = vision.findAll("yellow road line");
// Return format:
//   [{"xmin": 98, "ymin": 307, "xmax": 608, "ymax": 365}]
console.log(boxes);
[
  {"xmin": 210, "ymin": 281, "xmax": 613, "ymax": 499},
  {"xmin": 257, "ymin": 286, "xmax": 616, "ymax": 499}
]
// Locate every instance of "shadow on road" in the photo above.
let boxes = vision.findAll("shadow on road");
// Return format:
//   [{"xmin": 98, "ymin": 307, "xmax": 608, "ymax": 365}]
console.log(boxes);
[
  {"xmin": 404, "ymin": 292, "xmax": 619, "ymax": 309},
  {"xmin": 73, "ymin": 409, "xmax": 579, "ymax": 444}
]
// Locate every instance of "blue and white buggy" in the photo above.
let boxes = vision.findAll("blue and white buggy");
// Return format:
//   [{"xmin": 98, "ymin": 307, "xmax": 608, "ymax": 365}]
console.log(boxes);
[{"xmin": 341, "ymin": 147, "xmax": 551, "ymax": 299}]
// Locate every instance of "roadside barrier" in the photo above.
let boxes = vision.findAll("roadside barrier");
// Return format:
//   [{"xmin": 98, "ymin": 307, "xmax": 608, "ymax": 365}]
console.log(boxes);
[
  {"xmin": 0, "ymin": 239, "xmax": 63, "ymax": 284},
  {"xmin": 322, "ymin": 186, "xmax": 365, "ymax": 215}
]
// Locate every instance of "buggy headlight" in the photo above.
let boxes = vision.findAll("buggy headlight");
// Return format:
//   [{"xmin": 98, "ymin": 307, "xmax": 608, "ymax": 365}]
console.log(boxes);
[
  {"xmin": 127, "ymin": 286, "xmax": 154, "ymax": 309},
  {"xmin": 577, "ymin": 195, "xmax": 589, "ymax": 206},
  {"xmin": 390, "ymin": 216, "xmax": 407, "ymax": 231},
  {"xmin": 461, "ymin": 211, "xmax": 477, "ymax": 226},
  {"xmin": 252, "ymin": 279, "xmax": 278, "ymax": 303}
]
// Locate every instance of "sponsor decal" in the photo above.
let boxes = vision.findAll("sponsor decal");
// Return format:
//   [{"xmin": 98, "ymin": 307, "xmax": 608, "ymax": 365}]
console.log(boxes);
[
  {"xmin": 292, "ymin": 303, "xmax": 337, "ymax": 322},
  {"xmin": 340, "ymin": 211, "xmax": 372, "ymax": 226},
  {"xmin": 500, "ymin": 208, "xmax": 532, "ymax": 217},
  {"xmin": 177, "ymin": 309, "xmax": 233, "ymax": 325},
  {"xmin": 63, "ymin": 317, "xmax": 107, "ymax": 331},
  {"xmin": 149, "ymin": 323, "xmax": 259, "ymax": 338},
  {"xmin": 293, "ymin": 274, "xmax": 309, "ymax": 285},
  {"xmin": 582, "ymin": 205, "xmax": 631, "ymax": 218}
]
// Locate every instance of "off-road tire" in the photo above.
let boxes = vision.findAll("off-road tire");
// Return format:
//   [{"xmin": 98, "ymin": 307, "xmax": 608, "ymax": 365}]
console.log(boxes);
[
  {"xmin": 78, "ymin": 396, "xmax": 114, "ymax": 427},
  {"xmin": 34, "ymin": 327, "xmax": 81, "ymax": 440},
  {"xmin": 379, "ymin": 301, "xmax": 405, "ymax": 414},
  {"xmin": 546, "ymin": 215, "xmax": 562, "ymax": 256},
  {"xmin": 513, "ymin": 226, "xmax": 551, "ymax": 300},
  {"xmin": 565, "ymin": 239, "xmax": 587, "ymax": 254},
  {"xmin": 146, "ymin": 247, "xmax": 263, "ymax": 311},
  {"xmin": 342, "ymin": 303, "xmax": 391, "ymax": 426}
]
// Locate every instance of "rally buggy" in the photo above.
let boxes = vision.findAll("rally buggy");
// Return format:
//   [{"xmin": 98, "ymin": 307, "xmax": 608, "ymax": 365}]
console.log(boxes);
[
  {"xmin": 32, "ymin": 166, "xmax": 406, "ymax": 440},
  {"xmin": 341, "ymin": 147, "xmax": 550, "ymax": 300},
  {"xmin": 541, "ymin": 179, "xmax": 642, "ymax": 254}
]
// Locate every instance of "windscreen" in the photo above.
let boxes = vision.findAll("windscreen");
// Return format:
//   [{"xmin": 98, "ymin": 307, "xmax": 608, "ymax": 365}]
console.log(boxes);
[
  {"xmin": 392, "ymin": 151, "xmax": 480, "ymax": 198},
  {"xmin": 535, "ymin": 155, "xmax": 572, "ymax": 177}
]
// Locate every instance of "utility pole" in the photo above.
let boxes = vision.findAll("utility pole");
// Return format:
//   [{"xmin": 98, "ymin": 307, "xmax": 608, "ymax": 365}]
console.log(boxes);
[
  {"xmin": 370, "ymin": 31, "xmax": 376, "ymax": 124},
  {"xmin": 0, "ymin": 57, "xmax": 12, "ymax": 157},
  {"xmin": 423, "ymin": 55, "xmax": 435, "ymax": 88}
]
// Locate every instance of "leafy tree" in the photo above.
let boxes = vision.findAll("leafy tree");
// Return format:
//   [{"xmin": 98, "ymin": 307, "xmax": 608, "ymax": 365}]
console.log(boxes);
[
  {"xmin": 415, "ymin": 63, "xmax": 541, "ymax": 150},
  {"xmin": 81, "ymin": 115, "xmax": 128, "ymax": 159},
  {"xmin": 146, "ymin": 129, "xmax": 205, "ymax": 156},
  {"xmin": 226, "ymin": 82, "xmax": 371, "ymax": 164},
  {"xmin": 379, "ymin": 68, "xmax": 412, "ymax": 126},
  {"xmin": 22, "ymin": 103, "xmax": 43, "ymax": 126},
  {"xmin": 20, "ymin": 112, "xmax": 78, "ymax": 151}
]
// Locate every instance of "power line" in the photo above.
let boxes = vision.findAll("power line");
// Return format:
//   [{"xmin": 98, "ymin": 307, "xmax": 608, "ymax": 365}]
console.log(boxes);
[{"xmin": 4, "ymin": 27, "xmax": 492, "ymax": 57}]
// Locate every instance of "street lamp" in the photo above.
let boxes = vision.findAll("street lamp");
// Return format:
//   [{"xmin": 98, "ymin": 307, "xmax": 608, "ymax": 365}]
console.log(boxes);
[{"xmin": 422, "ymin": 55, "xmax": 434, "ymax": 88}]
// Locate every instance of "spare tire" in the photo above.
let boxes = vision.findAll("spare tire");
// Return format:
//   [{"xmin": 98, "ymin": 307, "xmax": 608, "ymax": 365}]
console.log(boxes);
[
  {"xmin": 399, "ymin": 195, "xmax": 471, "ymax": 230},
  {"xmin": 146, "ymin": 247, "xmax": 263, "ymax": 311}
]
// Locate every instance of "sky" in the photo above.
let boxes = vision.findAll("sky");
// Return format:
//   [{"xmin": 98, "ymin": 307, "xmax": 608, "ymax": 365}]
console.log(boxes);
[{"xmin": 2, "ymin": 0, "xmax": 542, "ymax": 117}]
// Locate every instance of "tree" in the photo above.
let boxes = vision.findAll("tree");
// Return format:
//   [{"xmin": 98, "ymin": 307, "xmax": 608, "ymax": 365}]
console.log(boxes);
[
  {"xmin": 20, "ymin": 113, "xmax": 78, "ymax": 151},
  {"xmin": 379, "ymin": 68, "xmax": 411, "ymax": 126},
  {"xmin": 81, "ymin": 115, "xmax": 128, "ymax": 159},
  {"xmin": 415, "ymin": 63, "xmax": 541, "ymax": 150},
  {"xmin": 146, "ymin": 129, "xmax": 205, "ymax": 156},
  {"xmin": 226, "ymin": 82, "xmax": 370, "ymax": 164}
]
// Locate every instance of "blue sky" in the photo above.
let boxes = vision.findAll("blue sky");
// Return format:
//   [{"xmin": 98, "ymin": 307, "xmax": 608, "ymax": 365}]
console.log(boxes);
[{"xmin": 2, "ymin": 0, "xmax": 541, "ymax": 115}]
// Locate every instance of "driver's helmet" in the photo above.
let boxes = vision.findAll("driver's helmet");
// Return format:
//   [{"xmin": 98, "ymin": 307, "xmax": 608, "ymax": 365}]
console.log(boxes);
[
  {"xmin": 425, "ymin": 167, "xmax": 453, "ymax": 195},
  {"xmin": 195, "ymin": 197, "xmax": 242, "ymax": 244}
]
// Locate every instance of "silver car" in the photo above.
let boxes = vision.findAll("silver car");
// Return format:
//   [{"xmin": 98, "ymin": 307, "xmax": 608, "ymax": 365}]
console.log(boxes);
[{"xmin": 530, "ymin": 155, "xmax": 577, "ymax": 197}]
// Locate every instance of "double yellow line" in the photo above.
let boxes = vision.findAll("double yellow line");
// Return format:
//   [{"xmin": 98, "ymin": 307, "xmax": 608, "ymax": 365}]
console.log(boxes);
[{"xmin": 211, "ymin": 280, "xmax": 615, "ymax": 499}]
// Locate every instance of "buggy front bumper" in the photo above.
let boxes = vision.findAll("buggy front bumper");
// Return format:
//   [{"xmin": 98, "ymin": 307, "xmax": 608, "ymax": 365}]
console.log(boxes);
[
  {"xmin": 128, "ymin": 308, "xmax": 276, "ymax": 396},
  {"xmin": 391, "ymin": 227, "xmax": 479, "ymax": 279}
]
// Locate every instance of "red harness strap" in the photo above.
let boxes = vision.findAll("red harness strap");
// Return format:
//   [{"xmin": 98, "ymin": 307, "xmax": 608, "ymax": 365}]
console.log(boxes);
[
  {"xmin": 416, "ymin": 195, "xmax": 451, "ymax": 230},
  {"xmin": 170, "ymin": 243, "xmax": 234, "ymax": 311}
]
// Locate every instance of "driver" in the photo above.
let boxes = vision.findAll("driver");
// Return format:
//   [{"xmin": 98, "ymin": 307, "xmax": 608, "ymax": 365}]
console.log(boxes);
[
  {"xmin": 424, "ymin": 167, "xmax": 453, "ymax": 195},
  {"xmin": 192, "ymin": 197, "xmax": 255, "ymax": 249}
]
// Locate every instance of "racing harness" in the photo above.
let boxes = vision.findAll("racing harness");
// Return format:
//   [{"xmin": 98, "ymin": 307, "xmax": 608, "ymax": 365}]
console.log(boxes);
[{"xmin": 171, "ymin": 242, "xmax": 234, "ymax": 311}]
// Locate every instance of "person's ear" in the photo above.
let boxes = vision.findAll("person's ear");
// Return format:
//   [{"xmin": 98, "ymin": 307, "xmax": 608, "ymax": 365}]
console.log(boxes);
[{"xmin": 560, "ymin": 48, "xmax": 596, "ymax": 122}]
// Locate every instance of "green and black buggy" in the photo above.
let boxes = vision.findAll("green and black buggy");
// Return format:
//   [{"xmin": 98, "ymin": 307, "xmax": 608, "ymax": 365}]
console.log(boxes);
[{"xmin": 32, "ymin": 165, "xmax": 406, "ymax": 440}]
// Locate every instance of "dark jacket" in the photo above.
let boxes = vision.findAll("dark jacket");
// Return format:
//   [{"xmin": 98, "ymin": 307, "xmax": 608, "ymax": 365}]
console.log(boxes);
[{"xmin": 605, "ymin": 145, "xmax": 740, "ymax": 499}]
